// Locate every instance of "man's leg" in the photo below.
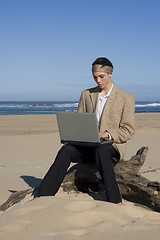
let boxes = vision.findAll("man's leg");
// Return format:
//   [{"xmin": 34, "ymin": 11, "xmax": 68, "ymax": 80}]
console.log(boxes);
[
  {"xmin": 93, "ymin": 144, "xmax": 122, "ymax": 203},
  {"xmin": 37, "ymin": 145, "xmax": 85, "ymax": 197}
]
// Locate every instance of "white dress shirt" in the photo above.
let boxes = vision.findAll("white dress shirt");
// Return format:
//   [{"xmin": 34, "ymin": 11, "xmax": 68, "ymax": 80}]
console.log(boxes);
[
  {"xmin": 97, "ymin": 83, "xmax": 114, "ymax": 139},
  {"xmin": 97, "ymin": 83, "xmax": 114, "ymax": 123}
]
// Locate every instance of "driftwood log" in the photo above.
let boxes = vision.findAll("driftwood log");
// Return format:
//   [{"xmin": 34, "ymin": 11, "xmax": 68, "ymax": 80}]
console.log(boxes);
[
  {"xmin": 1, "ymin": 147, "xmax": 160, "ymax": 212},
  {"xmin": 62, "ymin": 147, "xmax": 160, "ymax": 212}
]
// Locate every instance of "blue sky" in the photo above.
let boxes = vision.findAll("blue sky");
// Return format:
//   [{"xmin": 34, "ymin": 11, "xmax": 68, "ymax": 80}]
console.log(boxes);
[{"xmin": 0, "ymin": 0, "xmax": 160, "ymax": 101}]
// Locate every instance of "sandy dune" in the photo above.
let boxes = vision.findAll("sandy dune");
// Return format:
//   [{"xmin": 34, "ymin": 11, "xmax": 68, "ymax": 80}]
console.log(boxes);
[{"xmin": 0, "ymin": 114, "xmax": 160, "ymax": 240}]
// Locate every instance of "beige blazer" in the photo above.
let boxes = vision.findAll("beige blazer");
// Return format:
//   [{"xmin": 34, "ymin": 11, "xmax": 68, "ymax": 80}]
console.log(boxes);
[{"xmin": 78, "ymin": 83, "xmax": 135, "ymax": 160}]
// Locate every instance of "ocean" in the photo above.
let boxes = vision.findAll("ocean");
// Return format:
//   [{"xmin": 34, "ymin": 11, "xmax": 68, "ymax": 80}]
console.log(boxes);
[{"xmin": 0, "ymin": 101, "xmax": 160, "ymax": 115}]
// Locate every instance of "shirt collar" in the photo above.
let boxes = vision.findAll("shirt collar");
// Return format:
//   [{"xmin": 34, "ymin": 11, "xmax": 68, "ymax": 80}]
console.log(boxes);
[{"xmin": 99, "ymin": 83, "xmax": 114, "ymax": 99}]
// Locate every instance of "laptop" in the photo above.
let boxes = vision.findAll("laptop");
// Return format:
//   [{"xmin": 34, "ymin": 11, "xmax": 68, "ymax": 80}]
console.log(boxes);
[{"xmin": 56, "ymin": 112, "xmax": 113, "ymax": 146}]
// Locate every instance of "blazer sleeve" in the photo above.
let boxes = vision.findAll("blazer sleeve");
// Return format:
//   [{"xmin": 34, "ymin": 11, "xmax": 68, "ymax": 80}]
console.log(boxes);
[
  {"xmin": 78, "ymin": 91, "xmax": 86, "ymax": 112},
  {"xmin": 107, "ymin": 94, "xmax": 135, "ymax": 143}
]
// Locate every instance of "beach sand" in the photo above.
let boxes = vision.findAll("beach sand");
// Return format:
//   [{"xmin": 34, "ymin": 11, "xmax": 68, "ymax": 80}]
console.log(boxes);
[{"xmin": 0, "ymin": 113, "xmax": 160, "ymax": 240}]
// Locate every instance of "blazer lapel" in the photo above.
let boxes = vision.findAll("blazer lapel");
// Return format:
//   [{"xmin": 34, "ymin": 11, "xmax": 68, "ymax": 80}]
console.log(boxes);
[
  {"xmin": 100, "ymin": 84, "xmax": 118, "ymax": 129},
  {"xmin": 89, "ymin": 87, "xmax": 99, "ymax": 112}
]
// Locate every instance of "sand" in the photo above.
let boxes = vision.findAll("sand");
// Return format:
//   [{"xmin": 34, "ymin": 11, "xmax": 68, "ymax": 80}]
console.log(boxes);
[{"xmin": 0, "ymin": 113, "xmax": 160, "ymax": 240}]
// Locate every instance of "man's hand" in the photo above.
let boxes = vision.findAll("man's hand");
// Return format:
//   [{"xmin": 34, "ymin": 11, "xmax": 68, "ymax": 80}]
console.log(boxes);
[{"xmin": 99, "ymin": 131, "xmax": 109, "ymax": 139}]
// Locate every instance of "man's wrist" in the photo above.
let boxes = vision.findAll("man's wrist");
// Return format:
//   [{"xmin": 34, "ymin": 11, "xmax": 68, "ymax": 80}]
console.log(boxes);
[{"xmin": 105, "ymin": 130, "xmax": 112, "ymax": 140}]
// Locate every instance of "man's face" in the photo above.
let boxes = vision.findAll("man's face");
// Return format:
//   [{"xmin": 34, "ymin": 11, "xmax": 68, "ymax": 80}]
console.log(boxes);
[{"xmin": 93, "ymin": 71, "xmax": 112, "ymax": 90}]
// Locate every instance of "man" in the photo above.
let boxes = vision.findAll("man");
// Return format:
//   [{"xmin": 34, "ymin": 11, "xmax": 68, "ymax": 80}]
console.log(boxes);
[{"xmin": 37, "ymin": 57, "xmax": 135, "ymax": 204}]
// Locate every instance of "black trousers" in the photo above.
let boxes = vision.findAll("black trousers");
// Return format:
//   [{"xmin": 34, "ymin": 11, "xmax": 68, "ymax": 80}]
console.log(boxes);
[{"xmin": 37, "ymin": 144, "xmax": 122, "ymax": 203}]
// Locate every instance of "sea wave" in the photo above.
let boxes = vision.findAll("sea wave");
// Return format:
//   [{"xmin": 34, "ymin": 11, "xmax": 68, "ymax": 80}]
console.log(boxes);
[
  {"xmin": 0, "ymin": 104, "xmax": 23, "ymax": 108},
  {"xmin": 135, "ymin": 103, "xmax": 160, "ymax": 108},
  {"xmin": 0, "ymin": 101, "xmax": 160, "ymax": 115},
  {"xmin": 0, "ymin": 103, "xmax": 79, "ymax": 108},
  {"xmin": 53, "ymin": 103, "xmax": 78, "ymax": 108}
]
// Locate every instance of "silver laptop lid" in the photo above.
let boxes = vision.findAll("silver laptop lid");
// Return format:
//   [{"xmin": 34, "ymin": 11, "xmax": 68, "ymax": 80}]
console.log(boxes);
[{"xmin": 56, "ymin": 112, "xmax": 100, "ymax": 144}]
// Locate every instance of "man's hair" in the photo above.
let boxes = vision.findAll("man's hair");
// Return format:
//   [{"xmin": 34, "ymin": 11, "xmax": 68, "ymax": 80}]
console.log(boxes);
[{"xmin": 92, "ymin": 57, "xmax": 113, "ymax": 68}]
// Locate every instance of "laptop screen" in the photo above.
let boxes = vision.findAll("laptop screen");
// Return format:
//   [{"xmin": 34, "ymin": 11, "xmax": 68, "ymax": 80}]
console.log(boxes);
[{"xmin": 56, "ymin": 112, "xmax": 100, "ymax": 143}]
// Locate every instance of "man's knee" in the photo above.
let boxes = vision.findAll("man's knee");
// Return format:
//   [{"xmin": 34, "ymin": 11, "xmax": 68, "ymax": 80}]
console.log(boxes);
[
  {"xmin": 94, "ymin": 144, "xmax": 116, "ymax": 160},
  {"xmin": 54, "ymin": 145, "xmax": 77, "ymax": 166},
  {"xmin": 94, "ymin": 144, "xmax": 114, "ymax": 153},
  {"xmin": 57, "ymin": 145, "xmax": 79, "ymax": 160},
  {"xmin": 61, "ymin": 144, "xmax": 77, "ymax": 154}
]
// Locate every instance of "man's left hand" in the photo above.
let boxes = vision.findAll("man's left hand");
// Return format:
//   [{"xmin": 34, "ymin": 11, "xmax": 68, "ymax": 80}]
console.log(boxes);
[{"xmin": 99, "ymin": 131, "xmax": 109, "ymax": 139}]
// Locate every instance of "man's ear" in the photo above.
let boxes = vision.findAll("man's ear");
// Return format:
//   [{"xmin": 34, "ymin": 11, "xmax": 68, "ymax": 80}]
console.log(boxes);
[{"xmin": 109, "ymin": 73, "xmax": 112, "ymax": 78}]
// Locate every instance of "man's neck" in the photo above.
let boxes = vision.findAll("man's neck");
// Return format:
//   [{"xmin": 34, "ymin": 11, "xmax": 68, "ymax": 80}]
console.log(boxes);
[{"xmin": 100, "ymin": 81, "xmax": 113, "ymax": 97}]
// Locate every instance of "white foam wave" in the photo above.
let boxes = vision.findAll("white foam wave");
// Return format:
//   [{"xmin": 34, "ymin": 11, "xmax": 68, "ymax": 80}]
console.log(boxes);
[
  {"xmin": 0, "ymin": 104, "xmax": 23, "ymax": 108},
  {"xmin": 1, "ymin": 102, "xmax": 159, "ymax": 109},
  {"xmin": 135, "ymin": 103, "xmax": 160, "ymax": 108},
  {"xmin": 0, "ymin": 102, "xmax": 79, "ymax": 108},
  {"xmin": 53, "ymin": 103, "xmax": 78, "ymax": 108}
]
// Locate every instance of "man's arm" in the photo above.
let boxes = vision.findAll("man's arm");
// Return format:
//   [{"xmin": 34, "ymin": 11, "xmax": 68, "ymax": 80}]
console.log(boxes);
[
  {"xmin": 78, "ymin": 91, "xmax": 86, "ymax": 112},
  {"xmin": 106, "ymin": 94, "xmax": 135, "ymax": 143}
]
